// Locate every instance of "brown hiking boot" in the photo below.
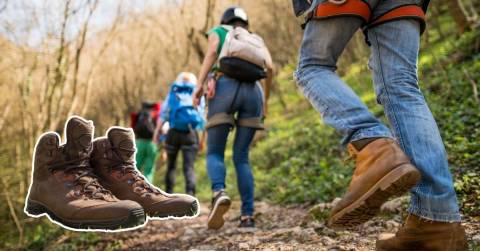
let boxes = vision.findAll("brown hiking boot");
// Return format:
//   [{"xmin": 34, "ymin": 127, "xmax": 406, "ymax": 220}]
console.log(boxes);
[
  {"xmin": 91, "ymin": 127, "xmax": 198, "ymax": 218},
  {"xmin": 328, "ymin": 138, "xmax": 421, "ymax": 229},
  {"xmin": 25, "ymin": 117, "xmax": 146, "ymax": 231},
  {"xmin": 376, "ymin": 214, "xmax": 468, "ymax": 251}
]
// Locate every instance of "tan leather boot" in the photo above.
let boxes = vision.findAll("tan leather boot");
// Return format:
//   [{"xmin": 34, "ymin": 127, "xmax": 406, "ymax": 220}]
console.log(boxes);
[
  {"xmin": 91, "ymin": 127, "xmax": 198, "ymax": 218},
  {"xmin": 376, "ymin": 214, "xmax": 468, "ymax": 251},
  {"xmin": 25, "ymin": 117, "xmax": 146, "ymax": 230},
  {"xmin": 328, "ymin": 138, "xmax": 421, "ymax": 229}
]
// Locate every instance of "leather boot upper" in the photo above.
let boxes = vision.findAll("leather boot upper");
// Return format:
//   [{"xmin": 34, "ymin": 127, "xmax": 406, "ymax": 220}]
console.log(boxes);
[
  {"xmin": 376, "ymin": 214, "xmax": 468, "ymax": 251},
  {"xmin": 28, "ymin": 117, "xmax": 141, "ymax": 221},
  {"xmin": 91, "ymin": 127, "xmax": 195, "ymax": 216},
  {"xmin": 331, "ymin": 138, "xmax": 412, "ymax": 216}
]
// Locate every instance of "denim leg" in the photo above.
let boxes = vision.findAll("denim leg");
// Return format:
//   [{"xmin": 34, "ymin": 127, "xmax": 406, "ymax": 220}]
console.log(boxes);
[
  {"xmin": 206, "ymin": 124, "xmax": 231, "ymax": 191},
  {"xmin": 295, "ymin": 17, "xmax": 393, "ymax": 145},
  {"xmin": 232, "ymin": 126, "xmax": 256, "ymax": 216},
  {"xmin": 368, "ymin": 19, "xmax": 461, "ymax": 222}
]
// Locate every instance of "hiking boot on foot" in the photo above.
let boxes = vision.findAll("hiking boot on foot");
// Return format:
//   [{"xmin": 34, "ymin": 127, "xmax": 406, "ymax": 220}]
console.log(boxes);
[
  {"xmin": 207, "ymin": 190, "xmax": 231, "ymax": 229},
  {"xmin": 376, "ymin": 214, "xmax": 468, "ymax": 251},
  {"xmin": 239, "ymin": 216, "xmax": 255, "ymax": 228},
  {"xmin": 328, "ymin": 138, "xmax": 421, "ymax": 229},
  {"xmin": 91, "ymin": 127, "xmax": 198, "ymax": 218},
  {"xmin": 25, "ymin": 117, "xmax": 146, "ymax": 231}
]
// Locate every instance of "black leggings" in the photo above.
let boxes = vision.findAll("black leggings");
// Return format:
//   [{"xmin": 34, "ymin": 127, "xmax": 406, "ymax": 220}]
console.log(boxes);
[{"xmin": 165, "ymin": 129, "xmax": 198, "ymax": 195}]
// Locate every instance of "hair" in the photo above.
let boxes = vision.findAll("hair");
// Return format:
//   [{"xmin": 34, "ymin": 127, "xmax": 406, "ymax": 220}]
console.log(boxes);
[
  {"xmin": 175, "ymin": 72, "xmax": 197, "ymax": 84},
  {"xmin": 230, "ymin": 19, "xmax": 248, "ymax": 28}
]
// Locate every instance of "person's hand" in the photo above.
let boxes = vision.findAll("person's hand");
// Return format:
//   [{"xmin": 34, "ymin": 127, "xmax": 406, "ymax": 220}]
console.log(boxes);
[
  {"xmin": 207, "ymin": 77, "xmax": 216, "ymax": 99},
  {"xmin": 193, "ymin": 86, "xmax": 204, "ymax": 107},
  {"xmin": 161, "ymin": 150, "xmax": 167, "ymax": 162},
  {"xmin": 152, "ymin": 134, "xmax": 159, "ymax": 145}
]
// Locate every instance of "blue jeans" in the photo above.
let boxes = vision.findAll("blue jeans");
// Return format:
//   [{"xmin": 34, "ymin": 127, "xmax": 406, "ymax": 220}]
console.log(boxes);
[
  {"xmin": 295, "ymin": 17, "xmax": 461, "ymax": 222},
  {"xmin": 206, "ymin": 76, "xmax": 263, "ymax": 216}
]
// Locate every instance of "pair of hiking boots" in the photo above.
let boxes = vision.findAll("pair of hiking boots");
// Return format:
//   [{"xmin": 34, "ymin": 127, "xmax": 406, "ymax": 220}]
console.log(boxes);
[
  {"xmin": 25, "ymin": 116, "xmax": 198, "ymax": 231},
  {"xmin": 329, "ymin": 138, "xmax": 468, "ymax": 251}
]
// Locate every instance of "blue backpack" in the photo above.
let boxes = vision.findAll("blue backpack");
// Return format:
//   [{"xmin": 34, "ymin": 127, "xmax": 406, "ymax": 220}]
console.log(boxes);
[{"xmin": 166, "ymin": 82, "xmax": 203, "ymax": 132}]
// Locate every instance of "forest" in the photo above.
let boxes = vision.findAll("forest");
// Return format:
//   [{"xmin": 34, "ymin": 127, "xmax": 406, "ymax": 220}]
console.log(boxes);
[{"xmin": 0, "ymin": 0, "xmax": 479, "ymax": 250}]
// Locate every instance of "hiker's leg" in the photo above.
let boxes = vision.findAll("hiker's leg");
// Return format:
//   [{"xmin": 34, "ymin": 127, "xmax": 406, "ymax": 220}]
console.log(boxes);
[
  {"xmin": 295, "ymin": 17, "xmax": 393, "ymax": 144},
  {"xmin": 165, "ymin": 148, "xmax": 179, "ymax": 193},
  {"xmin": 367, "ymin": 19, "xmax": 461, "ymax": 222},
  {"xmin": 232, "ymin": 126, "xmax": 256, "ymax": 216},
  {"xmin": 165, "ymin": 130, "xmax": 180, "ymax": 194},
  {"xmin": 135, "ymin": 139, "xmax": 146, "ymax": 172},
  {"xmin": 142, "ymin": 141, "xmax": 158, "ymax": 183},
  {"xmin": 181, "ymin": 132, "xmax": 198, "ymax": 196},
  {"xmin": 206, "ymin": 124, "xmax": 231, "ymax": 192}
]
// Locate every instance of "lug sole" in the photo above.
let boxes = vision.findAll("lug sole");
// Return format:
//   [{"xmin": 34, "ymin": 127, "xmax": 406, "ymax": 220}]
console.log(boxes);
[
  {"xmin": 207, "ymin": 196, "xmax": 231, "ymax": 230},
  {"xmin": 149, "ymin": 200, "xmax": 199, "ymax": 218},
  {"xmin": 328, "ymin": 163, "xmax": 421, "ymax": 229},
  {"xmin": 26, "ymin": 199, "xmax": 146, "ymax": 230}
]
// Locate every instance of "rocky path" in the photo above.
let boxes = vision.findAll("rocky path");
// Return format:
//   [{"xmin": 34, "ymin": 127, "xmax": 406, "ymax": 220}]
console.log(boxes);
[{"xmin": 99, "ymin": 200, "xmax": 479, "ymax": 251}]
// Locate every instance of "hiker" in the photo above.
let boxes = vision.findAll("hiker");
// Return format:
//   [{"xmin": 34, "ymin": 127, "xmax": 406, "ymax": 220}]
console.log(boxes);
[
  {"xmin": 132, "ymin": 101, "xmax": 160, "ymax": 183},
  {"xmin": 154, "ymin": 72, "xmax": 205, "ymax": 196},
  {"xmin": 292, "ymin": 0, "xmax": 467, "ymax": 250},
  {"xmin": 193, "ymin": 6, "xmax": 274, "ymax": 229}
]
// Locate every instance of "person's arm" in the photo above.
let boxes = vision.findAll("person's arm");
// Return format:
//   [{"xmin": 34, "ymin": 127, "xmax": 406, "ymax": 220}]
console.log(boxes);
[
  {"xmin": 198, "ymin": 131, "xmax": 207, "ymax": 153},
  {"xmin": 152, "ymin": 119, "xmax": 162, "ymax": 145},
  {"xmin": 194, "ymin": 33, "xmax": 220, "ymax": 106},
  {"xmin": 153, "ymin": 99, "xmax": 168, "ymax": 144},
  {"xmin": 262, "ymin": 47, "xmax": 274, "ymax": 117}
]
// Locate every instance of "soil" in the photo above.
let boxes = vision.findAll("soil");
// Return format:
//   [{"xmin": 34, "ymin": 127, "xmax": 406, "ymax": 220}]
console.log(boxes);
[{"xmin": 97, "ymin": 200, "xmax": 480, "ymax": 251}]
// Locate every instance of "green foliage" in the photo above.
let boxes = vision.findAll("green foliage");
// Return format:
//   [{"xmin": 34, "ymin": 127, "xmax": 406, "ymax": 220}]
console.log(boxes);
[
  {"xmin": 252, "ymin": 109, "xmax": 352, "ymax": 204},
  {"xmin": 454, "ymin": 172, "xmax": 480, "ymax": 217}
]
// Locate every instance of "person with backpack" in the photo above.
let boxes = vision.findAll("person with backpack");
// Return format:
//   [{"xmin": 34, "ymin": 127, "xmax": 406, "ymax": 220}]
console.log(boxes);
[
  {"xmin": 193, "ymin": 6, "xmax": 274, "ymax": 229},
  {"xmin": 132, "ymin": 101, "xmax": 160, "ymax": 183},
  {"xmin": 292, "ymin": 0, "xmax": 467, "ymax": 250},
  {"xmin": 155, "ymin": 72, "xmax": 205, "ymax": 196}
]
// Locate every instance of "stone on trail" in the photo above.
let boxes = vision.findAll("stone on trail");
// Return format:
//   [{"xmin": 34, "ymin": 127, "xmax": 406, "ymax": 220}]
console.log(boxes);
[{"xmin": 238, "ymin": 242, "xmax": 250, "ymax": 249}]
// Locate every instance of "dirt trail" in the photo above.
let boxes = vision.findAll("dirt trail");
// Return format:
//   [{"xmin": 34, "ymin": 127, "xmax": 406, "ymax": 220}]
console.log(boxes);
[{"xmin": 101, "ymin": 200, "xmax": 479, "ymax": 251}]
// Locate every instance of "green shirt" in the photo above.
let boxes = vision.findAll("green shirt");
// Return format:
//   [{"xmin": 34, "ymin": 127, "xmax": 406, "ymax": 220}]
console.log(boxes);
[{"xmin": 205, "ymin": 25, "xmax": 231, "ymax": 56}]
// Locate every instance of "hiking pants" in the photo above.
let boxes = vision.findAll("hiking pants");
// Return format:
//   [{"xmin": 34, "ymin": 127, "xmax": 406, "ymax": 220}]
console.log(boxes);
[
  {"xmin": 206, "ymin": 75, "xmax": 264, "ymax": 216},
  {"xmin": 165, "ymin": 128, "xmax": 198, "ymax": 195},
  {"xmin": 135, "ymin": 139, "xmax": 158, "ymax": 183},
  {"xmin": 294, "ymin": 4, "xmax": 461, "ymax": 222}
]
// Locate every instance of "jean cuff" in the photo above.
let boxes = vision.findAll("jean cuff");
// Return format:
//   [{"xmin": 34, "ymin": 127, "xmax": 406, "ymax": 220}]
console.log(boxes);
[
  {"xmin": 408, "ymin": 206, "xmax": 462, "ymax": 222},
  {"xmin": 344, "ymin": 127, "xmax": 393, "ymax": 146},
  {"xmin": 212, "ymin": 184, "xmax": 225, "ymax": 192}
]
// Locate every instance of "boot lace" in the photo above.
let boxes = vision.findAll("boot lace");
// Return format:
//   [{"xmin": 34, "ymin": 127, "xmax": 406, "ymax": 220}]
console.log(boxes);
[
  {"xmin": 48, "ymin": 156, "xmax": 112, "ymax": 200},
  {"xmin": 107, "ymin": 146, "xmax": 162, "ymax": 196}
]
